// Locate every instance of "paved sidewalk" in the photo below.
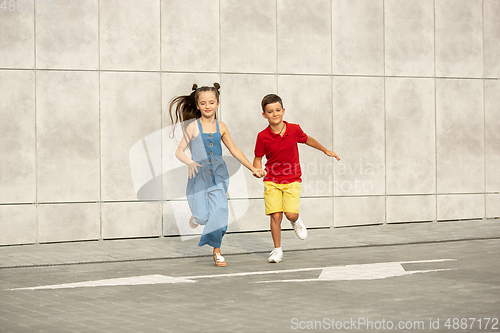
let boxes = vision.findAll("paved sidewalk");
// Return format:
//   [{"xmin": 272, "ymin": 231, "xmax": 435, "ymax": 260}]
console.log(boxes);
[
  {"xmin": 1, "ymin": 218, "xmax": 499, "ymax": 268},
  {"xmin": 0, "ymin": 218, "xmax": 499, "ymax": 333}
]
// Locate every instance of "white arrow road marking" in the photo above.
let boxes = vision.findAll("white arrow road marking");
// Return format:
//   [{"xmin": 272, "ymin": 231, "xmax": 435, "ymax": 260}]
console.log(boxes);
[
  {"xmin": 255, "ymin": 262, "xmax": 456, "ymax": 283},
  {"xmin": 9, "ymin": 259, "xmax": 456, "ymax": 290},
  {"xmin": 11, "ymin": 275, "xmax": 195, "ymax": 290}
]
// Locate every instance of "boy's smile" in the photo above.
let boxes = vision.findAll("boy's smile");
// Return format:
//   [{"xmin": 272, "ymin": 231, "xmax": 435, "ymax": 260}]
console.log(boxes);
[{"xmin": 262, "ymin": 101, "xmax": 285, "ymax": 127}]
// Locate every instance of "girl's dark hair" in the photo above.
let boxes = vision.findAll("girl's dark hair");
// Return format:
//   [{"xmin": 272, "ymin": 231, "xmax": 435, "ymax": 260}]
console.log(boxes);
[
  {"xmin": 261, "ymin": 93, "xmax": 283, "ymax": 112},
  {"xmin": 168, "ymin": 83, "xmax": 221, "ymax": 137}
]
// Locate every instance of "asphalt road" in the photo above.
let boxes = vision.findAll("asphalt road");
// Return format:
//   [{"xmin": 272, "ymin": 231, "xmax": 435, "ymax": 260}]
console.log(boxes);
[{"xmin": 1, "ymin": 230, "xmax": 499, "ymax": 333}]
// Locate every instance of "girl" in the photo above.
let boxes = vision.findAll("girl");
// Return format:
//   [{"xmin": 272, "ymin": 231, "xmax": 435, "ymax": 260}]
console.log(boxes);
[{"xmin": 168, "ymin": 83, "xmax": 265, "ymax": 267}]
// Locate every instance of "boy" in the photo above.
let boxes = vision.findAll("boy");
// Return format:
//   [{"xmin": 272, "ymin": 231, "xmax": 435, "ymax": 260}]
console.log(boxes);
[{"xmin": 253, "ymin": 94, "xmax": 340, "ymax": 263}]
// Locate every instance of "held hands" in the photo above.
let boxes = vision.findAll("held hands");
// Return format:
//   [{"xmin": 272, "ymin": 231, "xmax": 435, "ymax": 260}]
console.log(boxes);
[
  {"xmin": 325, "ymin": 150, "xmax": 341, "ymax": 161},
  {"xmin": 188, "ymin": 162, "xmax": 203, "ymax": 179},
  {"xmin": 253, "ymin": 168, "xmax": 267, "ymax": 178}
]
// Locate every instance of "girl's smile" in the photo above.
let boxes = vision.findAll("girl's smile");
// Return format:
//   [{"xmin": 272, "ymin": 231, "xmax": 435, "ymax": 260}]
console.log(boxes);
[{"xmin": 197, "ymin": 91, "xmax": 219, "ymax": 118}]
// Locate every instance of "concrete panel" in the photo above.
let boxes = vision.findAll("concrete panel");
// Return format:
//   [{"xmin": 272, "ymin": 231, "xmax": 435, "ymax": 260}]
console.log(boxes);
[
  {"xmin": 221, "ymin": 0, "xmax": 276, "ymax": 73},
  {"xmin": 436, "ymin": 79, "xmax": 484, "ymax": 193},
  {"xmin": 101, "ymin": 72, "xmax": 161, "ymax": 201},
  {"xmin": 334, "ymin": 196, "xmax": 385, "ymax": 227},
  {"xmin": 36, "ymin": 71, "xmax": 99, "ymax": 202},
  {"xmin": 162, "ymin": 200, "xmax": 180, "ymax": 236},
  {"xmin": 0, "ymin": 205, "xmax": 36, "ymax": 245},
  {"xmin": 227, "ymin": 198, "xmax": 269, "ymax": 233},
  {"xmin": 161, "ymin": 0, "xmax": 219, "ymax": 72},
  {"xmin": 300, "ymin": 197, "xmax": 333, "ymax": 228},
  {"xmin": 386, "ymin": 78, "xmax": 435, "ymax": 195},
  {"xmin": 486, "ymin": 194, "xmax": 500, "ymax": 218},
  {"xmin": 437, "ymin": 194, "xmax": 484, "ymax": 221},
  {"xmin": 100, "ymin": 0, "xmax": 160, "ymax": 70},
  {"xmin": 278, "ymin": 75, "xmax": 333, "ymax": 197},
  {"xmin": 333, "ymin": 77, "xmax": 385, "ymax": 196},
  {"xmin": 0, "ymin": 70, "xmax": 35, "ymax": 203},
  {"xmin": 485, "ymin": 0, "xmax": 500, "ymax": 78},
  {"xmin": 485, "ymin": 80, "xmax": 500, "ymax": 192},
  {"xmin": 36, "ymin": 0, "xmax": 98, "ymax": 69},
  {"xmin": 385, "ymin": 0, "xmax": 434, "ymax": 76},
  {"xmin": 38, "ymin": 203, "xmax": 100, "ymax": 243},
  {"xmin": 278, "ymin": 0, "xmax": 331, "ymax": 74},
  {"xmin": 387, "ymin": 195, "xmax": 436, "ymax": 223},
  {"xmin": 332, "ymin": 0, "xmax": 384, "ymax": 75},
  {"xmin": 102, "ymin": 202, "xmax": 162, "ymax": 239},
  {"xmin": 435, "ymin": 0, "xmax": 483, "ymax": 78},
  {"xmin": 0, "ymin": 7, "xmax": 34, "ymax": 68}
]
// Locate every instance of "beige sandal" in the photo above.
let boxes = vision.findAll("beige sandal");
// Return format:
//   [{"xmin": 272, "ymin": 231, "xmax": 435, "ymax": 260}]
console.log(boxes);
[
  {"xmin": 213, "ymin": 253, "xmax": 227, "ymax": 267},
  {"xmin": 188, "ymin": 215, "xmax": 199, "ymax": 229}
]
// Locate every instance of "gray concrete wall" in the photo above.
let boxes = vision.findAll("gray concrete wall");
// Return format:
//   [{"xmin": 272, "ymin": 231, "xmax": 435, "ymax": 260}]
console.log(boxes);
[{"xmin": 0, "ymin": 0, "xmax": 499, "ymax": 245}]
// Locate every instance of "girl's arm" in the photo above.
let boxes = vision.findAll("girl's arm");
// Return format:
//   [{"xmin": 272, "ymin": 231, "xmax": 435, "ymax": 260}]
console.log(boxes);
[
  {"xmin": 175, "ymin": 123, "xmax": 202, "ymax": 179},
  {"xmin": 219, "ymin": 122, "xmax": 266, "ymax": 178},
  {"xmin": 305, "ymin": 136, "xmax": 341, "ymax": 161}
]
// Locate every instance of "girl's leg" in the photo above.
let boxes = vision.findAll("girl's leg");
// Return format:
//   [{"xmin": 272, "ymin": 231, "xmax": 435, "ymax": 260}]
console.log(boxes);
[
  {"xmin": 212, "ymin": 247, "xmax": 227, "ymax": 266},
  {"xmin": 198, "ymin": 183, "xmax": 228, "ymax": 248},
  {"xmin": 270, "ymin": 212, "xmax": 284, "ymax": 248},
  {"xmin": 187, "ymin": 190, "xmax": 209, "ymax": 226}
]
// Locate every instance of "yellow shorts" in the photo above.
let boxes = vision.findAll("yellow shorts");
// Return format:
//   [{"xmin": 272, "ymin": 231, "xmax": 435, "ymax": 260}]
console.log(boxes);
[{"xmin": 263, "ymin": 181, "xmax": 301, "ymax": 215}]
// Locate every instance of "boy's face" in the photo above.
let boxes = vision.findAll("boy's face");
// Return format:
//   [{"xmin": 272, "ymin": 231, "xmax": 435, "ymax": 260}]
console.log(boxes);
[{"xmin": 262, "ymin": 101, "xmax": 285, "ymax": 126}]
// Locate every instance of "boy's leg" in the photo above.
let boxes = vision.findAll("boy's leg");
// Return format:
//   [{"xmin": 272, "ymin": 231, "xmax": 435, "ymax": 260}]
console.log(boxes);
[
  {"xmin": 270, "ymin": 212, "xmax": 283, "ymax": 248},
  {"xmin": 264, "ymin": 181, "xmax": 285, "ymax": 263},
  {"xmin": 283, "ymin": 182, "xmax": 307, "ymax": 240},
  {"xmin": 284, "ymin": 212, "xmax": 299, "ymax": 223},
  {"xmin": 268, "ymin": 212, "xmax": 284, "ymax": 263},
  {"xmin": 264, "ymin": 182, "xmax": 285, "ymax": 248}
]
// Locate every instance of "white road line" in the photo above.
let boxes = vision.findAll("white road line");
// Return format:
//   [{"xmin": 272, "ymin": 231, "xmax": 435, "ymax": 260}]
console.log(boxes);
[{"xmin": 8, "ymin": 259, "xmax": 456, "ymax": 290}]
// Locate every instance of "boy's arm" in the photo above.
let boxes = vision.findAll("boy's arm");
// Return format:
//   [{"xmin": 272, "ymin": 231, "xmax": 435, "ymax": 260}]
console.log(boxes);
[
  {"xmin": 253, "ymin": 157, "xmax": 266, "ymax": 179},
  {"xmin": 305, "ymin": 136, "xmax": 341, "ymax": 161},
  {"xmin": 253, "ymin": 156, "xmax": 263, "ymax": 170}
]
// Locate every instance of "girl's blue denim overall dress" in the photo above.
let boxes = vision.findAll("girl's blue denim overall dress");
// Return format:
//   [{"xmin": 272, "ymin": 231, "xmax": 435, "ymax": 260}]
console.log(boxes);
[{"xmin": 186, "ymin": 118, "xmax": 230, "ymax": 248}]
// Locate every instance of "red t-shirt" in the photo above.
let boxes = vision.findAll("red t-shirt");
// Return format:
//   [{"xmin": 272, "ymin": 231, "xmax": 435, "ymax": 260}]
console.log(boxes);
[{"xmin": 254, "ymin": 121, "xmax": 308, "ymax": 184}]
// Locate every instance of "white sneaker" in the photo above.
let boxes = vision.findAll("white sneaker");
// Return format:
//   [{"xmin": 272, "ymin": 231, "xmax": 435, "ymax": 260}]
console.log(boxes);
[
  {"xmin": 268, "ymin": 249, "xmax": 283, "ymax": 263},
  {"xmin": 291, "ymin": 219, "xmax": 307, "ymax": 240}
]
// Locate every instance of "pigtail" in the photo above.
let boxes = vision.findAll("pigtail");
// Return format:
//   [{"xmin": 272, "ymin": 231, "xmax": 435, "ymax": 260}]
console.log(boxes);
[
  {"xmin": 167, "ymin": 82, "xmax": 221, "ymax": 140},
  {"xmin": 168, "ymin": 86, "xmax": 200, "ymax": 140}
]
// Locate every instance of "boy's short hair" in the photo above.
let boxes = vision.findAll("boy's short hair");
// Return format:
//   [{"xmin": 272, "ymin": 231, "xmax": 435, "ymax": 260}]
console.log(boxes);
[{"xmin": 261, "ymin": 94, "xmax": 283, "ymax": 112}]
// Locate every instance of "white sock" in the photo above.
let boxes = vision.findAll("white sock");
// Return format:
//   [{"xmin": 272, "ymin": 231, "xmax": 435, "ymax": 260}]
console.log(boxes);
[
  {"xmin": 291, "ymin": 217, "xmax": 301, "ymax": 225},
  {"xmin": 274, "ymin": 247, "xmax": 282, "ymax": 252}
]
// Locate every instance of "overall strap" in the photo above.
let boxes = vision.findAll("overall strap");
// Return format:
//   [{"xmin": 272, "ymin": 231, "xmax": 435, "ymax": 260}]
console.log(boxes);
[
  {"xmin": 216, "ymin": 119, "xmax": 220, "ymax": 133},
  {"xmin": 196, "ymin": 118, "xmax": 203, "ymax": 133}
]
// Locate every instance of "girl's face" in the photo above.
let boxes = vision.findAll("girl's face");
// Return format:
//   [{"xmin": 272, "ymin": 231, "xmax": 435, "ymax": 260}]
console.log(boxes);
[{"xmin": 196, "ymin": 91, "xmax": 219, "ymax": 118}]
